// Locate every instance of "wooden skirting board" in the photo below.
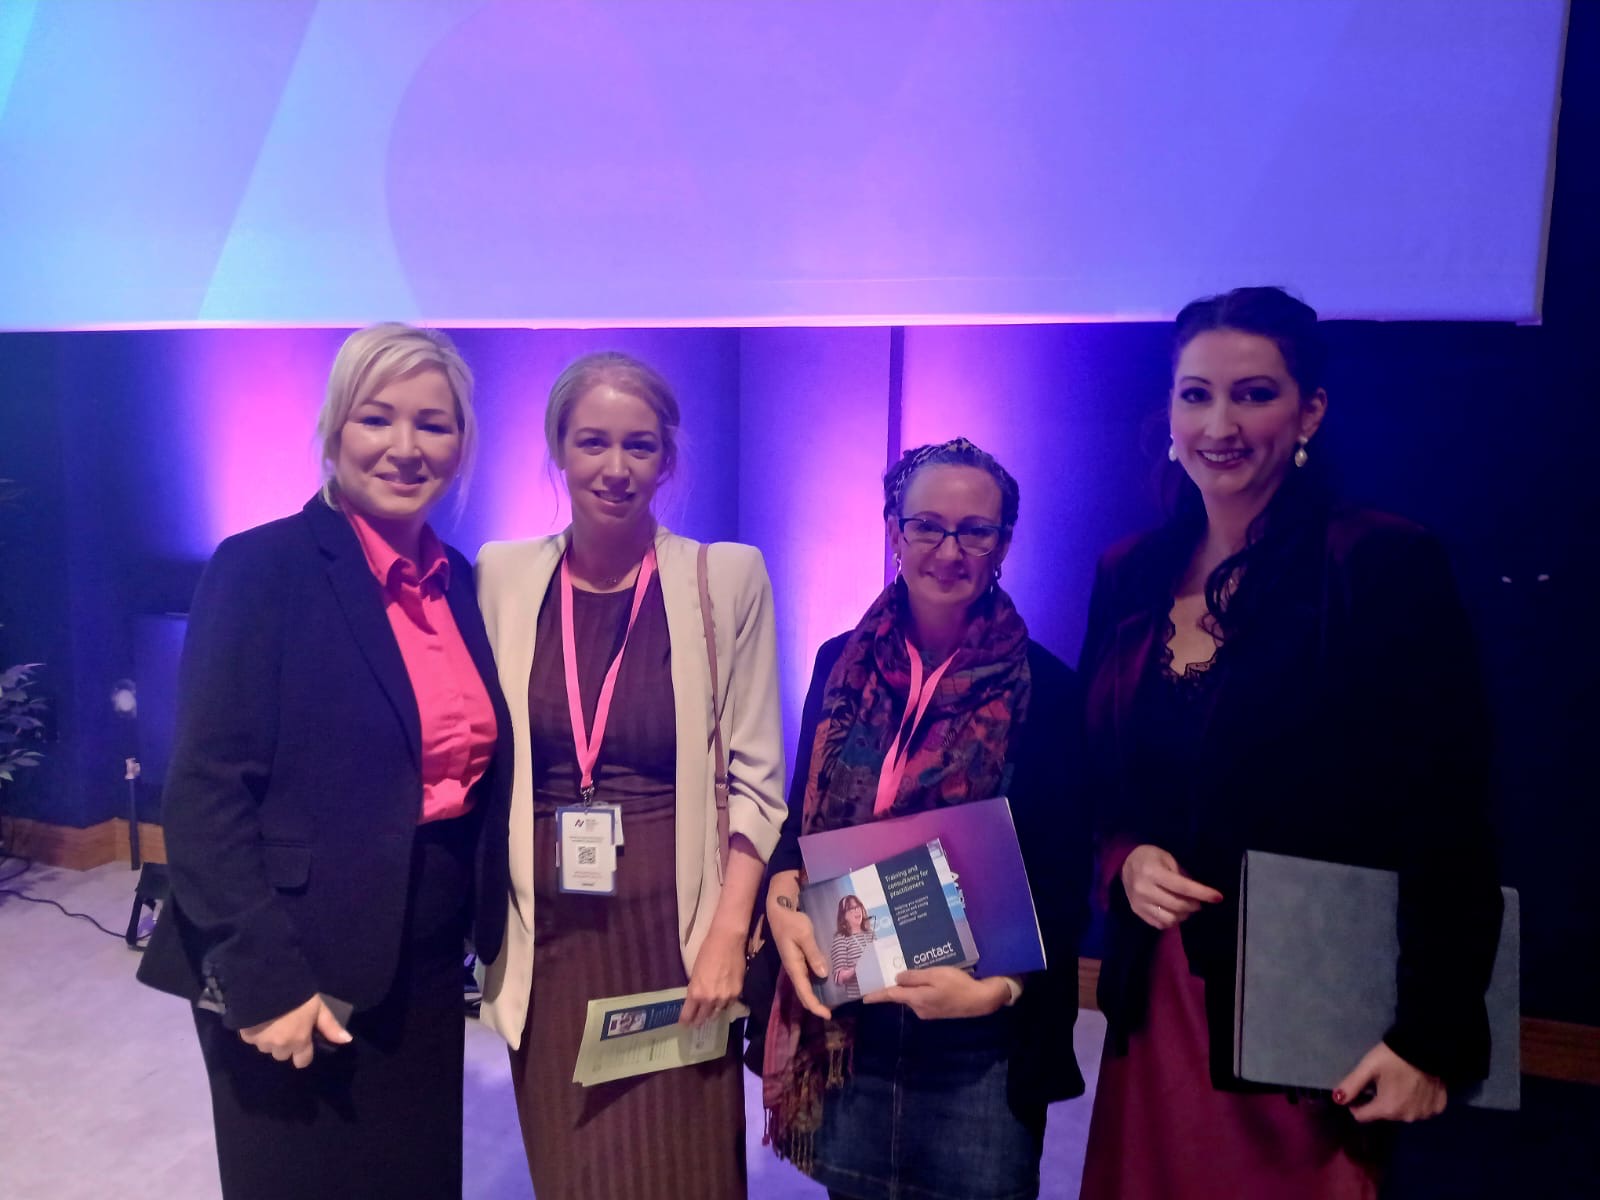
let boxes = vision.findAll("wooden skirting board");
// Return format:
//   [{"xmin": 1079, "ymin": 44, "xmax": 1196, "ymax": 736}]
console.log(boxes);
[
  {"xmin": 0, "ymin": 817, "xmax": 1592, "ymax": 1086},
  {"xmin": 2, "ymin": 816, "xmax": 166, "ymax": 870},
  {"xmin": 1518, "ymin": 1017, "xmax": 1600, "ymax": 1087},
  {"xmin": 1073, "ymin": 950, "xmax": 1600, "ymax": 1087}
]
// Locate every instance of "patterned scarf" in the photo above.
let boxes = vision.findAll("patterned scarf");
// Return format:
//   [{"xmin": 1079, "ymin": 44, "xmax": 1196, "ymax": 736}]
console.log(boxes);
[{"xmin": 762, "ymin": 579, "xmax": 1031, "ymax": 1167}]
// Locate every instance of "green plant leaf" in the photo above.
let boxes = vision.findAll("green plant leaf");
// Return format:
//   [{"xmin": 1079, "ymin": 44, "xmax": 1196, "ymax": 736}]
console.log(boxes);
[{"xmin": 0, "ymin": 663, "xmax": 42, "ymax": 689}]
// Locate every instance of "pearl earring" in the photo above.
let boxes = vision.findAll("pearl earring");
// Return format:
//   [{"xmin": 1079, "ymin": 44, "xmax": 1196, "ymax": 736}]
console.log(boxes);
[
  {"xmin": 1167, "ymin": 441, "xmax": 1178, "ymax": 462},
  {"xmin": 1293, "ymin": 439, "xmax": 1309, "ymax": 469}
]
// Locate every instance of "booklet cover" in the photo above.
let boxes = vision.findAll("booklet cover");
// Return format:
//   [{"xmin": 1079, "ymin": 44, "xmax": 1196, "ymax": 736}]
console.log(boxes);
[
  {"xmin": 572, "ymin": 986, "xmax": 749, "ymax": 1087},
  {"xmin": 801, "ymin": 838, "xmax": 979, "ymax": 1007},
  {"xmin": 1233, "ymin": 849, "xmax": 1520, "ymax": 1111},
  {"xmin": 799, "ymin": 795, "xmax": 1046, "ymax": 980}
]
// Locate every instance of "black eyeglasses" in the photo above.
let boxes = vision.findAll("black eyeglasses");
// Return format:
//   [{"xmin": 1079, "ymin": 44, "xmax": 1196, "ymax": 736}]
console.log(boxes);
[{"xmin": 896, "ymin": 516, "xmax": 1005, "ymax": 557}]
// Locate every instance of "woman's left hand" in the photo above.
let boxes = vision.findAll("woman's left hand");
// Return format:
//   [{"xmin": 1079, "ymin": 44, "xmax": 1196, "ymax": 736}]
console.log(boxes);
[
  {"xmin": 680, "ymin": 923, "xmax": 748, "ymax": 1028},
  {"xmin": 1333, "ymin": 1042, "xmax": 1448, "ymax": 1123},
  {"xmin": 863, "ymin": 967, "xmax": 1009, "ymax": 1021}
]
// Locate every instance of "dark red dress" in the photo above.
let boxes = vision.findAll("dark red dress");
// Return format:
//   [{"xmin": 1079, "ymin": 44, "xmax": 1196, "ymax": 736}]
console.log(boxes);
[
  {"xmin": 1081, "ymin": 924, "xmax": 1379, "ymax": 1199},
  {"xmin": 1080, "ymin": 645, "xmax": 1382, "ymax": 1200}
]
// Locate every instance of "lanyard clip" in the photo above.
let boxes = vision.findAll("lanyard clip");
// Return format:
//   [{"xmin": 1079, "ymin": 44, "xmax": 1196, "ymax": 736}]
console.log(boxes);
[{"xmin": 579, "ymin": 782, "xmax": 598, "ymax": 806}]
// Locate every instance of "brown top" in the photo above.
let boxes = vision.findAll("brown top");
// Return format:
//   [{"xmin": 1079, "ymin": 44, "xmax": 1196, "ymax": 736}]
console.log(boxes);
[
  {"xmin": 513, "ymin": 571, "xmax": 746, "ymax": 1200},
  {"xmin": 528, "ymin": 573, "xmax": 676, "ymax": 818}
]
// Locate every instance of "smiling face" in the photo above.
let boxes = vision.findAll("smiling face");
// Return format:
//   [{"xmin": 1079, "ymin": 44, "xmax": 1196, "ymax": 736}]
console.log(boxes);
[
  {"xmin": 557, "ymin": 382, "xmax": 665, "ymax": 534},
  {"xmin": 333, "ymin": 366, "xmax": 462, "ymax": 534},
  {"xmin": 1170, "ymin": 328, "xmax": 1326, "ymax": 514},
  {"xmin": 887, "ymin": 463, "xmax": 1009, "ymax": 619},
  {"xmin": 838, "ymin": 895, "xmax": 867, "ymax": 935}
]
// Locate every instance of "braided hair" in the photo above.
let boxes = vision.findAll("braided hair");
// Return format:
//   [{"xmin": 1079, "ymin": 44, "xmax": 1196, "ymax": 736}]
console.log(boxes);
[{"xmin": 882, "ymin": 437, "xmax": 1020, "ymax": 530}]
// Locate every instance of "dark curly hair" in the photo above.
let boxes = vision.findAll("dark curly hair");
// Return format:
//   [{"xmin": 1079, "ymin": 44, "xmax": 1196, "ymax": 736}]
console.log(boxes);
[
  {"xmin": 882, "ymin": 437, "xmax": 1020, "ymax": 531},
  {"xmin": 1172, "ymin": 286, "xmax": 1327, "ymax": 397}
]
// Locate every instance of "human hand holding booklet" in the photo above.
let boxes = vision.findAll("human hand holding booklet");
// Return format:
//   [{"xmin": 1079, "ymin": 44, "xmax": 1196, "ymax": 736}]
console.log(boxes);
[
  {"xmin": 798, "ymin": 796, "xmax": 1046, "ymax": 1007},
  {"xmin": 571, "ymin": 986, "xmax": 749, "ymax": 1086}
]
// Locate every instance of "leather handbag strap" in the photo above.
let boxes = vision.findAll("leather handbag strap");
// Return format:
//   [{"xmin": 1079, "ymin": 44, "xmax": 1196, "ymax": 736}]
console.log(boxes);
[{"xmin": 697, "ymin": 544, "xmax": 732, "ymax": 880}]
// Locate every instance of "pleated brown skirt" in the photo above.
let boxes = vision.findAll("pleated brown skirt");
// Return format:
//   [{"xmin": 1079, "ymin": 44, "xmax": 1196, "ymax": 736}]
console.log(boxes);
[
  {"xmin": 508, "ymin": 797, "xmax": 746, "ymax": 1199},
  {"xmin": 508, "ymin": 579, "xmax": 745, "ymax": 1199}
]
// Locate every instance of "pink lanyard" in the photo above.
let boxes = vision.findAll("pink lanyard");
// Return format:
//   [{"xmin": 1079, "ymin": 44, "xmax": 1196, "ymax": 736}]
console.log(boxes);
[
  {"xmin": 560, "ymin": 546, "xmax": 658, "ymax": 803},
  {"xmin": 873, "ymin": 644, "xmax": 958, "ymax": 816}
]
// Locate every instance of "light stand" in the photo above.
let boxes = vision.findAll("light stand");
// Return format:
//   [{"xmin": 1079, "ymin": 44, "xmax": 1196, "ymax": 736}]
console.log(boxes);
[
  {"xmin": 111, "ymin": 678, "xmax": 167, "ymax": 947},
  {"xmin": 110, "ymin": 680, "xmax": 140, "ymax": 869},
  {"xmin": 124, "ymin": 756, "xmax": 142, "ymax": 869}
]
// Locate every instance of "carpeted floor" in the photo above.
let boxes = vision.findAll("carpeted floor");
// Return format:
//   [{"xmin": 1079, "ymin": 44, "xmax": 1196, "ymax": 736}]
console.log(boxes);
[{"xmin": 0, "ymin": 858, "xmax": 1101, "ymax": 1200}]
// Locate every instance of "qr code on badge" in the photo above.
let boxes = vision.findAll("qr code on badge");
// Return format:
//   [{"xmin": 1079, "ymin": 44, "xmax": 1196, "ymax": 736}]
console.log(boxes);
[{"xmin": 578, "ymin": 846, "xmax": 597, "ymax": 866}]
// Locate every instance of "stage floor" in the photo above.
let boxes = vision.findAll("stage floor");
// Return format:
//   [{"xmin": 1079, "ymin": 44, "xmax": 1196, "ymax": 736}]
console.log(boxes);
[{"xmin": 0, "ymin": 859, "xmax": 1100, "ymax": 1199}]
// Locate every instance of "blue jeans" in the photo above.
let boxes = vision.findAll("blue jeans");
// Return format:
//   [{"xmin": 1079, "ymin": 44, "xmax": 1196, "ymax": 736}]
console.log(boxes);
[{"xmin": 809, "ymin": 1004, "xmax": 1047, "ymax": 1200}]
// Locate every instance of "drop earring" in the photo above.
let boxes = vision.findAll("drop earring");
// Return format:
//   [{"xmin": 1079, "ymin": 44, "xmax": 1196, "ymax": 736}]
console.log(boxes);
[
  {"xmin": 1167, "ymin": 441, "xmax": 1178, "ymax": 462},
  {"xmin": 1293, "ymin": 438, "xmax": 1309, "ymax": 468}
]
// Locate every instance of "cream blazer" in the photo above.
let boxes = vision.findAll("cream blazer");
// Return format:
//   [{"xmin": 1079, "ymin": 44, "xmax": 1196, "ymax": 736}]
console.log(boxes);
[{"xmin": 473, "ymin": 526, "xmax": 787, "ymax": 1049}]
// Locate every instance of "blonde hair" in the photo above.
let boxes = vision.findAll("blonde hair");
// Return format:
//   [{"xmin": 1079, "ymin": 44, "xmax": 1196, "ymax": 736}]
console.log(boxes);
[
  {"xmin": 544, "ymin": 351, "xmax": 679, "ymax": 481},
  {"xmin": 316, "ymin": 323, "xmax": 477, "ymax": 509}
]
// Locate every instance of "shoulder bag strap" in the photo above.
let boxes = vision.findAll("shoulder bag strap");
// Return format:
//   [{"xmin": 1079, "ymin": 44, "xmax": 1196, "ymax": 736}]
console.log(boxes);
[{"xmin": 697, "ymin": 544, "xmax": 732, "ymax": 881}]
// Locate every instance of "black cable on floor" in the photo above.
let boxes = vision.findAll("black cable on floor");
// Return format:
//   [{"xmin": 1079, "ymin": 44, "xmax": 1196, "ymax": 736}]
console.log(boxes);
[{"xmin": 0, "ymin": 853, "xmax": 134, "ymax": 940}]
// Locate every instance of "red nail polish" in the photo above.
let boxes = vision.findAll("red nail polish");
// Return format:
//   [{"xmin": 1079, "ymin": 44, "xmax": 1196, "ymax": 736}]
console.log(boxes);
[{"xmin": 1332, "ymin": 1089, "xmax": 1346, "ymax": 1104}]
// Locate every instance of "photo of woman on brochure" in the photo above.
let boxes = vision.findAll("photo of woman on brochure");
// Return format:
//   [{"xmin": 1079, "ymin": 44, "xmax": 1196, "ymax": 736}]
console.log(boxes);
[{"xmin": 831, "ymin": 895, "xmax": 877, "ymax": 1001}]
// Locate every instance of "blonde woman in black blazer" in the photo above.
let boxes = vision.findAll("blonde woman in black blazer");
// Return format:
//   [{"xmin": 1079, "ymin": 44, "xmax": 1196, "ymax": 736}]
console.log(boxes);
[{"xmin": 138, "ymin": 324, "xmax": 512, "ymax": 1200}]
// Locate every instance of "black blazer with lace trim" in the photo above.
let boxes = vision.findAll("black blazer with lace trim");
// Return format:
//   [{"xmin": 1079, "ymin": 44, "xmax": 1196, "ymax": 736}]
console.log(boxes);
[{"xmin": 1083, "ymin": 506, "xmax": 1502, "ymax": 1089}]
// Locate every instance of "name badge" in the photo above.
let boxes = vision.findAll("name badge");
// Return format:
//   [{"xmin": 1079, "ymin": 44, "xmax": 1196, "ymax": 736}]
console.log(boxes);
[{"xmin": 557, "ymin": 806, "xmax": 618, "ymax": 895}]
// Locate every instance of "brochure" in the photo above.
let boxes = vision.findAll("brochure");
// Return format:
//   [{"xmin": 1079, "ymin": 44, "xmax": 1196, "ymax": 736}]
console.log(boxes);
[
  {"xmin": 801, "ymin": 838, "xmax": 978, "ymax": 1007},
  {"xmin": 799, "ymin": 795, "xmax": 1046, "ymax": 980},
  {"xmin": 571, "ymin": 986, "xmax": 748, "ymax": 1086}
]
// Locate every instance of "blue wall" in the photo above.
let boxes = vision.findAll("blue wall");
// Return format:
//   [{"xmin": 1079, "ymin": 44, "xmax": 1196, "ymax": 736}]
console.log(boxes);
[{"xmin": 1, "ymin": 317, "xmax": 1594, "ymax": 1035}]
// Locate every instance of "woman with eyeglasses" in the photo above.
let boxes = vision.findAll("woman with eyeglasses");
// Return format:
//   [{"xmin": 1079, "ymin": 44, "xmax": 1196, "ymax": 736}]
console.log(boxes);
[
  {"xmin": 830, "ymin": 895, "xmax": 876, "ymax": 1002},
  {"xmin": 759, "ymin": 438, "xmax": 1091, "ymax": 1200}
]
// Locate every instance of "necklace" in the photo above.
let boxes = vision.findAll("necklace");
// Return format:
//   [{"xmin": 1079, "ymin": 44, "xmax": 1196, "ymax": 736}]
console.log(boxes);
[
  {"xmin": 570, "ymin": 526, "xmax": 654, "ymax": 591},
  {"xmin": 573, "ymin": 552, "xmax": 642, "ymax": 591}
]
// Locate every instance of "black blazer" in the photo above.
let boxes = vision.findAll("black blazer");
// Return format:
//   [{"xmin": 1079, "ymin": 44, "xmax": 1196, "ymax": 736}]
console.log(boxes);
[
  {"xmin": 766, "ymin": 633, "xmax": 1091, "ymax": 1109},
  {"xmin": 137, "ymin": 497, "xmax": 513, "ymax": 1029},
  {"xmin": 1082, "ymin": 506, "xmax": 1502, "ymax": 1088}
]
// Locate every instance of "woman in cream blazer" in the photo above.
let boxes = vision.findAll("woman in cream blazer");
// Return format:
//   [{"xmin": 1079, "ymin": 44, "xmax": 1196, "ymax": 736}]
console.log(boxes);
[
  {"xmin": 474, "ymin": 351, "xmax": 785, "ymax": 1199},
  {"xmin": 475, "ymin": 527, "xmax": 786, "ymax": 1033}
]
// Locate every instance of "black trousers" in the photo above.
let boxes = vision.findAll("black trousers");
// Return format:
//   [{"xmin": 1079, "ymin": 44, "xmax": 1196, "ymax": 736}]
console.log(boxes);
[{"xmin": 195, "ymin": 817, "xmax": 473, "ymax": 1200}]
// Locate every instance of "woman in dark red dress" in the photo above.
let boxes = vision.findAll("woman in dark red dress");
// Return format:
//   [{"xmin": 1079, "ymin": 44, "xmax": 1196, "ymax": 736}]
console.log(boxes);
[{"xmin": 1078, "ymin": 287, "xmax": 1503, "ymax": 1199}]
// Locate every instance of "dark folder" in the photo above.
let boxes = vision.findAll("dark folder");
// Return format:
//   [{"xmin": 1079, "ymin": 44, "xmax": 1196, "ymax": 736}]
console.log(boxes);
[{"xmin": 1233, "ymin": 850, "xmax": 1519, "ymax": 1111}]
